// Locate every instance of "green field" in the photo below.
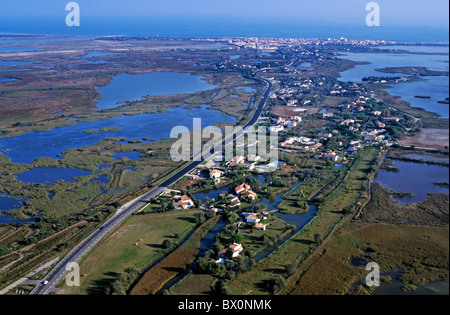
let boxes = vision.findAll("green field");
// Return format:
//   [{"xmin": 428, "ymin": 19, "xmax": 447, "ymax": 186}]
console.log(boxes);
[
  {"xmin": 59, "ymin": 210, "xmax": 200, "ymax": 295},
  {"xmin": 227, "ymin": 147, "xmax": 381, "ymax": 295},
  {"xmin": 289, "ymin": 222, "xmax": 449, "ymax": 295}
]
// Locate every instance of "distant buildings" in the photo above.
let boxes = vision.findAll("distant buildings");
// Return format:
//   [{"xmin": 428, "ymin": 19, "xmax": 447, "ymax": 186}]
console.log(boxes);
[
  {"xmin": 269, "ymin": 125, "xmax": 284, "ymax": 133},
  {"xmin": 227, "ymin": 156, "xmax": 245, "ymax": 167}
]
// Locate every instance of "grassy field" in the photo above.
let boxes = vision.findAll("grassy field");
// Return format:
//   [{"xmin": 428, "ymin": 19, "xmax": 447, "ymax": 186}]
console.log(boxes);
[
  {"xmin": 288, "ymin": 222, "xmax": 449, "ymax": 295},
  {"xmin": 130, "ymin": 215, "xmax": 220, "ymax": 295},
  {"xmin": 59, "ymin": 210, "xmax": 200, "ymax": 295},
  {"xmin": 168, "ymin": 273, "xmax": 217, "ymax": 295},
  {"xmin": 226, "ymin": 147, "xmax": 381, "ymax": 295}
]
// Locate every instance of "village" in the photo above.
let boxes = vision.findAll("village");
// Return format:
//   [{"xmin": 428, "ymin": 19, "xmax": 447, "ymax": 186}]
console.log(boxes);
[{"xmin": 142, "ymin": 87, "xmax": 412, "ymax": 272}]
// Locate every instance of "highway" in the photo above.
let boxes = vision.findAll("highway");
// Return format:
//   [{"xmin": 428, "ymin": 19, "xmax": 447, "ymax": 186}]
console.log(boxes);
[{"xmin": 31, "ymin": 72, "xmax": 272, "ymax": 295}]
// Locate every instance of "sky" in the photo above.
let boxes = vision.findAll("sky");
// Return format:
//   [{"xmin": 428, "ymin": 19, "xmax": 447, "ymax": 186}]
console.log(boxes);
[{"xmin": 0, "ymin": 0, "xmax": 448, "ymax": 27}]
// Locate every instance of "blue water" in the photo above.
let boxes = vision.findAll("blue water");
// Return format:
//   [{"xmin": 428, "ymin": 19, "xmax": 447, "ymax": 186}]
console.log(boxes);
[
  {"xmin": 16, "ymin": 167, "xmax": 91, "ymax": 185},
  {"xmin": 0, "ymin": 105, "xmax": 236, "ymax": 164},
  {"xmin": 375, "ymin": 160, "xmax": 449, "ymax": 204},
  {"xmin": 193, "ymin": 186, "xmax": 231, "ymax": 203},
  {"xmin": 0, "ymin": 78, "xmax": 20, "ymax": 82},
  {"xmin": 376, "ymin": 46, "xmax": 450, "ymax": 54},
  {"xmin": 96, "ymin": 72, "xmax": 217, "ymax": 110},
  {"xmin": 338, "ymin": 48, "xmax": 449, "ymax": 118},
  {"xmin": 83, "ymin": 60, "xmax": 108, "ymax": 65},
  {"xmin": 387, "ymin": 76, "xmax": 449, "ymax": 119},
  {"xmin": 0, "ymin": 195, "xmax": 27, "ymax": 211},
  {"xmin": 338, "ymin": 51, "xmax": 449, "ymax": 81},
  {"xmin": 0, "ymin": 46, "xmax": 43, "ymax": 53},
  {"xmin": 0, "ymin": 17, "xmax": 448, "ymax": 42},
  {"xmin": 0, "ymin": 60, "xmax": 35, "ymax": 67},
  {"xmin": 0, "ymin": 213, "xmax": 36, "ymax": 224},
  {"xmin": 82, "ymin": 51, "xmax": 118, "ymax": 58},
  {"xmin": 293, "ymin": 62, "xmax": 312, "ymax": 70},
  {"xmin": 236, "ymin": 86, "xmax": 256, "ymax": 93}
]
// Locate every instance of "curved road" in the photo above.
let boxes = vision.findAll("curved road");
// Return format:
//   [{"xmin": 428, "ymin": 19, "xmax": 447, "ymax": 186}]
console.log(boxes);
[{"xmin": 31, "ymin": 72, "xmax": 273, "ymax": 295}]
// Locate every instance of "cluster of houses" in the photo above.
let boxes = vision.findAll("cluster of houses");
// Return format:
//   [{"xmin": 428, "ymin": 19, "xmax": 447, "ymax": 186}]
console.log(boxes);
[
  {"xmin": 269, "ymin": 115, "xmax": 302, "ymax": 132},
  {"xmin": 225, "ymin": 155, "xmax": 262, "ymax": 171},
  {"xmin": 281, "ymin": 135, "xmax": 323, "ymax": 152},
  {"xmin": 314, "ymin": 150, "xmax": 341, "ymax": 162}
]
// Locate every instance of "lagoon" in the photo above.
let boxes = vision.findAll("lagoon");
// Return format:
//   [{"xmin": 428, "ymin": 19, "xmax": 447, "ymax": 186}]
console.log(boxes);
[
  {"xmin": 338, "ymin": 48, "xmax": 449, "ymax": 118},
  {"xmin": 96, "ymin": 72, "xmax": 217, "ymax": 110},
  {"xmin": 16, "ymin": 167, "xmax": 91, "ymax": 185},
  {"xmin": 338, "ymin": 51, "xmax": 449, "ymax": 81},
  {"xmin": 387, "ymin": 76, "xmax": 449, "ymax": 118},
  {"xmin": 0, "ymin": 105, "xmax": 236, "ymax": 164},
  {"xmin": 0, "ymin": 194, "xmax": 27, "ymax": 211},
  {"xmin": 374, "ymin": 160, "xmax": 449, "ymax": 204}
]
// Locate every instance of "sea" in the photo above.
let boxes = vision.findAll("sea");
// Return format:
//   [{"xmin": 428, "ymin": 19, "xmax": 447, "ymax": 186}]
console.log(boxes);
[{"xmin": 0, "ymin": 17, "xmax": 448, "ymax": 42}]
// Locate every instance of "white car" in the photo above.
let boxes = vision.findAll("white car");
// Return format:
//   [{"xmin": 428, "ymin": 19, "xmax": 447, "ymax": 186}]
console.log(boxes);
[{"xmin": 42, "ymin": 280, "xmax": 49, "ymax": 285}]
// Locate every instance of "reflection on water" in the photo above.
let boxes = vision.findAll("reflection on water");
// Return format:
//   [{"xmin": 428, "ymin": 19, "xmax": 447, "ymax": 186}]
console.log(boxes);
[
  {"xmin": 96, "ymin": 72, "xmax": 217, "ymax": 110},
  {"xmin": 375, "ymin": 160, "xmax": 449, "ymax": 204},
  {"xmin": 0, "ymin": 105, "xmax": 236, "ymax": 164},
  {"xmin": 16, "ymin": 167, "xmax": 91, "ymax": 185},
  {"xmin": 337, "ymin": 48, "xmax": 449, "ymax": 118}
]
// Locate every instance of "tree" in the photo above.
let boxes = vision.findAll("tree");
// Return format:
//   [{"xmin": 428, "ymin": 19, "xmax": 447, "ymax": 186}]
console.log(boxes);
[
  {"xmin": 226, "ymin": 248, "xmax": 234, "ymax": 260},
  {"xmin": 194, "ymin": 212, "xmax": 206, "ymax": 225},
  {"xmin": 272, "ymin": 275, "xmax": 286, "ymax": 293},
  {"xmin": 285, "ymin": 263, "xmax": 297, "ymax": 276},
  {"xmin": 194, "ymin": 199, "xmax": 202, "ymax": 208},
  {"xmin": 226, "ymin": 270, "xmax": 235, "ymax": 280},
  {"xmin": 230, "ymin": 234, "xmax": 244, "ymax": 244},
  {"xmin": 162, "ymin": 239, "xmax": 173, "ymax": 249},
  {"xmin": 314, "ymin": 233, "xmax": 324, "ymax": 245},
  {"xmin": 228, "ymin": 212, "xmax": 239, "ymax": 224}
]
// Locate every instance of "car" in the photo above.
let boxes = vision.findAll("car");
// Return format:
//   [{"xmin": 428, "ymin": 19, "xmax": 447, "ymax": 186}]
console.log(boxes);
[{"xmin": 42, "ymin": 280, "xmax": 49, "ymax": 285}]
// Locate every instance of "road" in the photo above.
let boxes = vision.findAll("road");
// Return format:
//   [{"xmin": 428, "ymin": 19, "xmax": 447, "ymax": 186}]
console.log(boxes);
[{"xmin": 31, "ymin": 72, "xmax": 272, "ymax": 295}]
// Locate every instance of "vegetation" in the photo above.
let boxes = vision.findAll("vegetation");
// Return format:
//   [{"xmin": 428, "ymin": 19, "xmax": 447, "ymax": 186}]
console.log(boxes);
[{"xmin": 130, "ymin": 215, "xmax": 220, "ymax": 295}]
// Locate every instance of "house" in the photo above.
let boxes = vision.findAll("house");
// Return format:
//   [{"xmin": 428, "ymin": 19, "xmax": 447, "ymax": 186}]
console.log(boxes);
[
  {"xmin": 304, "ymin": 143, "xmax": 323, "ymax": 152},
  {"xmin": 173, "ymin": 195, "xmax": 194, "ymax": 210},
  {"xmin": 229, "ymin": 197, "xmax": 241, "ymax": 208},
  {"xmin": 255, "ymin": 223, "xmax": 268, "ymax": 230},
  {"xmin": 243, "ymin": 190, "xmax": 258, "ymax": 200},
  {"xmin": 240, "ymin": 163, "xmax": 256, "ymax": 171},
  {"xmin": 341, "ymin": 119, "xmax": 355, "ymax": 126},
  {"xmin": 209, "ymin": 169, "xmax": 224, "ymax": 180},
  {"xmin": 218, "ymin": 243, "xmax": 244, "ymax": 258},
  {"xmin": 245, "ymin": 214, "xmax": 261, "ymax": 224},
  {"xmin": 269, "ymin": 125, "xmax": 284, "ymax": 133},
  {"xmin": 228, "ymin": 156, "xmax": 245, "ymax": 167},
  {"xmin": 247, "ymin": 155, "xmax": 261, "ymax": 162},
  {"xmin": 285, "ymin": 121, "xmax": 298, "ymax": 129},
  {"xmin": 383, "ymin": 117, "xmax": 401, "ymax": 122},
  {"xmin": 235, "ymin": 183, "xmax": 251, "ymax": 195}
]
